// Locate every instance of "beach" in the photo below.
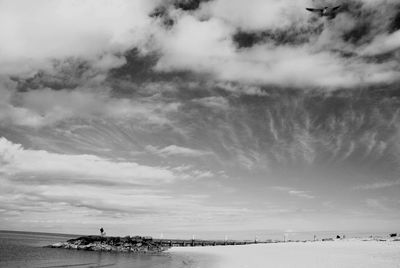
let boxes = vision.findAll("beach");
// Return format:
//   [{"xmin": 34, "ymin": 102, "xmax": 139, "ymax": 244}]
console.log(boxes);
[{"xmin": 169, "ymin": 239, "xmax": 400, "ymax": 268}]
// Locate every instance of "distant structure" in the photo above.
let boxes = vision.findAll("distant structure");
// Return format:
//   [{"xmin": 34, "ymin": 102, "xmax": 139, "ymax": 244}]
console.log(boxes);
[
  {"xmin": 100, "ymin": 227, "xmax": 105, "ymax": 237},
  {"xmin": 283, "ymin": 233, "xmax": 288, "ymax": 242}
]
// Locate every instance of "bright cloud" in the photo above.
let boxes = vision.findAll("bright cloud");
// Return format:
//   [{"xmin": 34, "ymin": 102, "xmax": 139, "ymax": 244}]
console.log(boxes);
[
  {"xmin": 0, "ymin": 0, "xmax": 158, "ymax": 76},
  {"xmin": 0, "ymin": 137, "xmax": 179, "ymax": 184},
  {"xmin": 150, "ymin": 0, "xmax": 400, "ymax": 87},
  {"xmin": 1, "ymin": 0, "xmax": 400, "ymax": 87},
  {"xmin": 361, "ymin": 30, "xmax": 400, "ymax": 56},
  {"xmin": 147, "ymin": 144, "xmax": 211, "ymax": 157}
]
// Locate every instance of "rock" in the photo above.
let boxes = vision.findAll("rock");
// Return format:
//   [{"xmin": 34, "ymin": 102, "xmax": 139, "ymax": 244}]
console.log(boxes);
[
  {"xmin": 50, "ymin": 242, "xmax": 65, "ymax": 248},
  {"xmin": 46, "ymin": 235, "xmax": 169, "ymax": 253}
]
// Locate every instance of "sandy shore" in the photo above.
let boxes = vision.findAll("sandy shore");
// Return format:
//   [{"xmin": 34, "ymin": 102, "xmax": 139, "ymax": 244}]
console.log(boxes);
[{"xmin": 168, "ymin": 239, "xmax": 400, "ymax": 268}]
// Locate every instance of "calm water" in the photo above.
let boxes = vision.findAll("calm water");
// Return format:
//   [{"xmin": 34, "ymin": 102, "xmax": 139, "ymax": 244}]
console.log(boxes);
[{"xmin": 0, "ymin": 231, "xmax": 190, "ymax": 268}]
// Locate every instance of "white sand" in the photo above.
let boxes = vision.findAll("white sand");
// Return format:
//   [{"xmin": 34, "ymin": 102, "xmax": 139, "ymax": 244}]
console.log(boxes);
[{"xmin": 169, "ymin": 240, "xmax": 400, "ymax": 268}]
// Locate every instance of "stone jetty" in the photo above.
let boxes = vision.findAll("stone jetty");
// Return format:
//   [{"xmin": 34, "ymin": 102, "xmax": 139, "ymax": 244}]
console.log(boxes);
[{"xmin": 47, "ymin": 235, "xmax": 169, "ymax": 253}]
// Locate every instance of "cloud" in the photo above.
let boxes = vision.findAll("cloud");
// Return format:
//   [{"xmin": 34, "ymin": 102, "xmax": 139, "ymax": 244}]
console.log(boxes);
[
  {"xmin": 148, "ymin": 0, "xmax": 400, "ymax": 87},
  {"xmin": 201, "ymin": 0, "xmax": 311, "ymax": 31},
  {"xmin": 0, "ymin": 167, "xmax": 256, "ymax": 234},
  {"xmin": 1, "ymin": 0, "xmax": 400, "ymax": 235},
  {"xmin": 361, "ymin": 30, "xmax": 400, "ymax": 55},
  {"xmin": 0, "ymin": 137, "xmax": 181, "ymax": 185},
  {"xmin": 146, "ymin": 144, "xmax": 211, "ymax": 157},
  {"xmin": 0, "ymin": 82, "xmax": 180, "ymax": 127},
  {"xmin": 0, "ymin": 0, "xmax": 159, "ymax": 76},
  {"xmin": 193, "ymin": 96, "xmax": 230, "ymax": 110},
  {"xmin": 154, "ymin": 15, "xmax": 235, "ymax": 71},
  {"xmin": 355, "ymin": 179, "xmax": 400, "ymax": 190},
  {"xmin": 288, "ymin": 190, "xmax": 315, "ymax": 199},
  {"xmin": 272, "ymin": 186, "xmax": 315, "ymax": 199},
  {"xmin": 2, "ymin": 0, "xmax": 400, "ymax": 89},
  {"xmin": 365, "ymin": 198, "xmax": 390, "ymax": 211}
]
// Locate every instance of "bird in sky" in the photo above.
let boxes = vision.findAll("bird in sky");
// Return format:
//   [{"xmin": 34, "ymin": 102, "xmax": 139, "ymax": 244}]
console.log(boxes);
[{"xmin": 306, "ymin": 6, "xmax": 341, "ymax": 19}]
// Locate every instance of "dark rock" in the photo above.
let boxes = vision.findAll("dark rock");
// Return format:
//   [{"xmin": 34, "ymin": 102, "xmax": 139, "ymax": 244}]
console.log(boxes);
[{"xmin": 48, "ymin": 235, "xmax": 169, "ymax": 253}]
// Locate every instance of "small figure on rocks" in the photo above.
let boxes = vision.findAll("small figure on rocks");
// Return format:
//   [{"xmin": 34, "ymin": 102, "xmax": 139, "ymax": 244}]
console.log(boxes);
[{"xmin": 100, "ymin": 227, "xmax": 105, "ymax": 237}]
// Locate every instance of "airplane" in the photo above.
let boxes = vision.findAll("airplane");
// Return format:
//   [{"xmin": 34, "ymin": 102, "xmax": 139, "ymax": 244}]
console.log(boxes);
[{"xmin": 306, "ymin": 6, "xmax": 341, "ymax": 19}]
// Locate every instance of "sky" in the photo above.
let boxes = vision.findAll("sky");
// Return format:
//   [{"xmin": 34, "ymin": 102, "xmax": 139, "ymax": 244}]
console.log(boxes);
[{"xmin": 1, "ymin": 0, "xmax": 400, "ymax": 239}]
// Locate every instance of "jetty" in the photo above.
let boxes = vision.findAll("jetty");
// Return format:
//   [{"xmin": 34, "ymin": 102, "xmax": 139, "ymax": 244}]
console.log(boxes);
[
  {"xmin": 46, "ymin": 235, "xmax": 267, "ymax": 253},
  {"xmin": 153, "ymin": 238, "xmax": 262, "ymax": 247}
]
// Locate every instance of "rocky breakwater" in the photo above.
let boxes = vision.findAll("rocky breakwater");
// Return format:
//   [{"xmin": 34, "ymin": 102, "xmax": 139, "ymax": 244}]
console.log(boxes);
[{"xmin": 47, "ymin": 235, "xmax": 169, "ymax": 253}]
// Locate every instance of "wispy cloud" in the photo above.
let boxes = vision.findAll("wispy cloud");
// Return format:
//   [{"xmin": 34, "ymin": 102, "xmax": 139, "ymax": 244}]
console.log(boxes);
[
  {"xmin": 355, "ymin": 179, "xmax": 400, "ymax": 190},
  {"xmin": 193, "ymin": 96, "xmax": 230, "ymax": 110},
  {"xmin": 272, "ymin": 186, "xmax": 315, "ymax": 199},
  {"xmin": 146, "ymin": 145, "xmax": 212, "ymax": 158},
  {"xmin": 0, "ymin": 84, "xmax": 180, "ymax": 127},
  {"xmin": 365, "ymin": 198, "xmax": 391, "ymax": 211},
  {"xmin": 288, "ymin": 190, "xmax": 315, "ymax": 199}
]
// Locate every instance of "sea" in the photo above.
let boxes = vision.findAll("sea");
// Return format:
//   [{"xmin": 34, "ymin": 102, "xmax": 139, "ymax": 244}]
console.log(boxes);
[{"xmin": 0, "ymin": 230, "xmax": 195, "ymax": 268}]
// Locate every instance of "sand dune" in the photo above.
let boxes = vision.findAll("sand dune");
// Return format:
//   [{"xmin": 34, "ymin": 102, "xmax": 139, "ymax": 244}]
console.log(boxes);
[{"xmin": 169, "ymin": 240, "xmax": 400, "ymax": 268}]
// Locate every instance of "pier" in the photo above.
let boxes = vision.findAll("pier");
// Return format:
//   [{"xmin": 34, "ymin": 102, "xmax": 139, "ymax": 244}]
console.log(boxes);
[{"xmin": 152, "ymin": 238, "xmax": 265, "ymax": 247}]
